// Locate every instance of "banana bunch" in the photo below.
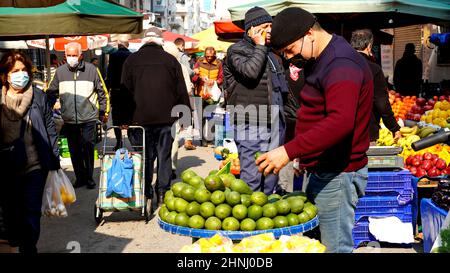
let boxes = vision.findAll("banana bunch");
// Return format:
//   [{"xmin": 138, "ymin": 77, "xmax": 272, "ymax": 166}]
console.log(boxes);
[
  {"xmin": 399, "ymin": 126, "xmax": 418, "ymax": 137},
  {"xmin": 397, "ymin": 134, "xmax": 421, "ymax": 149},
  {"xmin": 377, "ymin": 128, "xmax": 395, "ymax": 146},
  {"xmin": 417, "ymin": 126, "xmax": 437, "ymax": 138}
]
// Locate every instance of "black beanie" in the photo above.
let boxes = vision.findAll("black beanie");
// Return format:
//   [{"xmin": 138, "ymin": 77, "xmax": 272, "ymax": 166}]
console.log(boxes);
[
  {"xmin": 244, "ymin": 6, "xmax": 273, "ymax": 32},
  {"xmin": 271, "ymin": 7, "xmax": 317, "ymax": 50}
]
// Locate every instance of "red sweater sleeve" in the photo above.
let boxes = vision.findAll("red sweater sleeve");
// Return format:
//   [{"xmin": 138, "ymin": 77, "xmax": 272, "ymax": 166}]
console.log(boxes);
[
  {"xmin": 192, "ymin": 61, "xmax": 200, "ymax": 83},
  {"xmin": 284, "ymin": 60, "xmax": 364, "ymax": 160},
  {"xmin": 216, "ymin": 62, "xmax": 224, "ymax": 86}
]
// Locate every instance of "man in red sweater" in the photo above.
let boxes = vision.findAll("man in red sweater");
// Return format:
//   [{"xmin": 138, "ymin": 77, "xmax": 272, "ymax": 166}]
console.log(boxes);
[{"xmin": 257, "ymin": 8, "xmax": 374, "ymax": 252}]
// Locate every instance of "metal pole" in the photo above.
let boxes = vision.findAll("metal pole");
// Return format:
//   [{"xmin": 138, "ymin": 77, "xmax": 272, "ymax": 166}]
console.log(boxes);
[{"xmin": 45, "ymin": 36, "xmax": 51, "ymax": 88}]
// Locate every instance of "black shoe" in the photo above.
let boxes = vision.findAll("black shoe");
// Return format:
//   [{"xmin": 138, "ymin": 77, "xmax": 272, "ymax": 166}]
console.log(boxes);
[
  {"xmin": 73, "ymin": 181, "xmax": 86, "ymax": 188},
  {"xmin": 86, "ymin": 181, "xmax": 96, "ymax": 189}
]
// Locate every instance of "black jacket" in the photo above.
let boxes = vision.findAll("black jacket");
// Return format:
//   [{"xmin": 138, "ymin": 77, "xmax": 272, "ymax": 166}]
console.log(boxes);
[
  {"xmin": 0, "ymin": 86, "xmax": 60, "ymax": 172},
  {"xmin": 224, "ymin": 35, "xmax": 272, "ymax": 124},
  {"xmin": 106, "ymin": 47, "xmax": 132, "ymax": 90},
  {"xmin": 394, "ymin": 53, "xmax": 422, "ymax": 97},
  {"xmin": 121, "ymin": 43, "xmax": 190, "ymax": 126},
  {"xmin": 361, "ymin": 53, "xmax": 400, "ymax": 142}
]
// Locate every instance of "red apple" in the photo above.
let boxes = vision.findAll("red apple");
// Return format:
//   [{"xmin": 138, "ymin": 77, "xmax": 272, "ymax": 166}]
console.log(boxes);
[
  {"xmin": 436, "ymin": 159, "xmax": 447, "ymax": 170},
  {"xmin": 412, "ymin": 158, "xmax": 421, "ymax": 167},
  {"xmin": 416, "ymin": 168, "xmax": 427, "ymax": 177},
  {"xmin": 439, "ymin": 95, "xmax": 447, "ymax": 101},
  {"xmin": 432, "ymin": 156, "xmax": 439, "ymax": 166},
  {"xmin": 416, "ymin": 97, "xmax": 427, "ymax": 106},
  {"xmin": 421, "ymin": 160, "xmax": 433, "ymax": 171},
  {"xmin": 436, "ymin": 169, "xmax": 442, "ymax": 176},
  {"xmin": 442, "ymin": 169, "xmax": 448, "ymax": 175},
  {"xmin": 424, "ymin": 105, "xmax": 434, "ymax": 111},
  {"xmin": 406, "ymin": 155, "xmax": 415, "ymax": 165},
  {"xmin": 410, "ymin": 166, "xmax": 418, "ymax": 176},
  {"xmin": 413, "ymin": 114, "xmax": 422, "ymax": 121},
  {"xmin": 415, "ymin": 154, "xmax": 423, "ymax": 161},
  {"xmin": 428, "ymin": 168, "xmax": 438, "ymax": 177},
  {"xmin": 423, "ymin": 153, "xmax": 433, "ymax": 160},
  {"xmin": 428, "ymin": 100, "xmax": 436, "ymax": 107},
  {"xmin": 434, "ymin": 96, "xmax": 439, "ymax": 101}
]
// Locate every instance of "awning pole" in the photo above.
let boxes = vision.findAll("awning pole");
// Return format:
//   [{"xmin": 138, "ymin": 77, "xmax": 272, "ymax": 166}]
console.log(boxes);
[{"xmin": 45, "ymin": 36, "xmax": 51, "ymax": 88}]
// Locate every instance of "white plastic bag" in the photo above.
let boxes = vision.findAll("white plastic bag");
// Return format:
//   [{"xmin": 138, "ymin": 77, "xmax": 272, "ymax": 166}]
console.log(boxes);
[
  {"xmin": 203, "ymin": 81, "xmax": 222, "ymax": 102},
  {"xmin": 42, "ymin": 169, "xmax": 76, "ymax": 217}
]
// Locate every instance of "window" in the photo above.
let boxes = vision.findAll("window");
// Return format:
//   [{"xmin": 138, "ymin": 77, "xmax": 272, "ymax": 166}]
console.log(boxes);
[{"xmin": 176, "ymin": 0, "xmax": 185, "ymax": 4}]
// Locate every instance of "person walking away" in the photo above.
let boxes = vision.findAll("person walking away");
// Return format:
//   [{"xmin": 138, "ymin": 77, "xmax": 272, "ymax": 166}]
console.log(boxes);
[
  {"xmin": 164, "ymin": 42, "xmax": 196, "ymax": 179},
  {"xmin": 394, "ymin": 43, "xmax": 423, "ymax": 97},
  {"xmin": 258, "ymin": 7, "xmax": 374, "ymax": 252},
  {"xmin": 351, "ymin": 29, "xmax": 401, "ymax": 144},
  {"xmin": 106, "ymin": 36, "xmax": 133, "ymax": 150},
  {"xmin": 47, "ymin": 42, "xmax": 110, "ymax": 189},
  {"xmin": 192, "ymin": 47, "xmax": 223, "ymax": 147},
  {"xmin": 121, "ymin": 27, "xmax": 190, "ymax": 208},
  {"xmin": 224, "ymin": 6, "xmax": 288, "ymax": 195},
  {"xmin": 0, "ymin": 51, "xmax": 60, "ymax": 253}
]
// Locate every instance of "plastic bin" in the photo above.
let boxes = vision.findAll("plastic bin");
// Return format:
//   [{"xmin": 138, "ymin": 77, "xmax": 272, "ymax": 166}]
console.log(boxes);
[
  {"xmin": 420, "ymin": 198, "xmax": 449, "ymax": 252},
  {"xmin": 366, "ymin": 170, "xmax": 414, "ymax": 197},
  {"xmin": 355, "ymin": 196, "xmax": 414, "ymax": 223},
  {"xmin": 353, "ymin": 219, "xmax": 377, "ymax": 248}
]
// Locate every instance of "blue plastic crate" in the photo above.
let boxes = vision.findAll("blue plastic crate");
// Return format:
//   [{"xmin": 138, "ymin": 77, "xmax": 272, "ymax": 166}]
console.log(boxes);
[
  {"xmin": 353, "ymin": 219, "xmax": 377, "ymax": 248},
  {"xmin": 355, "ymin": 196, "xmax": 414, "ymax": 223},
  {"xmin": 366, "ymin": 170, "xmax": 413, "ymax": 196}
]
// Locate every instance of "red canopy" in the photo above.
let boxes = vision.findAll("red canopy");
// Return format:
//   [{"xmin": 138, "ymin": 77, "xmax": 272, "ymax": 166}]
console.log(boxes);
[
  {"xmin": 214, "ymin": 20, "xmax": 244, "ymax": 41},
  {"xmin": 162, "ymin": 31, "xmax": 198, "ymax": 43}
]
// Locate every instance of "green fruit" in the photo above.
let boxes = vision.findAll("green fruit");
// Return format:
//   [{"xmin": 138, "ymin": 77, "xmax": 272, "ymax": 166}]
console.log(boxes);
[
  {"xmin": 215, "ymin": 204, "xmax": 232, "ymax": 220},
  {"xmin": 185, "ymin": 201, "xmax": 201, "ymax": 216},
  {"xmin": 240, "ymin": 218, "xmax": 256, "ymax": 231},
  {"xmin": 187, "ymin": 176, "xmax": 204, "ymax": 188},
  {"xmin": 254, "ymin": 151, "xmax": 263, "ymax": 160},
  {"xmin": 188, "ymin": 215, "xmax": 205, "ymax": 229},
  {"xmin": 286, "ymin": 213, "xmax": 299, "ymax": 226},
  {"xmin": 273, "ymin": 216, "xmax": 289, "ymax": 228},
  {"xmin": 211, "ymin": 190, "xmax": 226, "ymax": 205},
  {"xmin": 247, "ymin": 205, "xmax": 263, "ymax": 221},
  {"xmin": 181, "ymin": 185, "xmax": 196, "ymax": 202},
  {"xmin": 204, "ymin": 175, "xmax": 225, "ymax": 192},
  {"xmin": 262, "ymin": 203, "xmax": 278, "ymax": 218},
  {"xmin": 287, "ymin": 197, "xmax": 304, "ymax": 214},
  {"xmin": 174, "ymin": 198, "xmax": 189, "ymax": 213},
  {"xmin": 200, "ymin": 202, "xmax": 216, "ymax": 218},
  {"xmin": 171, "ymin": 182, "xmax": 186, "ymax": 198},
  {"xmin": 209, "ymin": 170, "xmax": 219, "ymax": 176},
  {"xmin": 251, "ymin": 192, "xmax": 268, "ymax": 206},
  {"xmin": 219, "ymin": 173, "xmax": 235, "ymax": 188},
  {"xmin": 256, "ymin": 217, "xmax": 274, "ymax": 230},
  {"xmin": 230, "ymin": 179, "xmax": 253, "ymax": 195},
  {"xmin": 181, "ymin": 169, "xmax": 197, "ymax": 183},
  {"xmin": 298, "ymin": 212, "xmax": 310, "ymax": 224},
  {"xmin": 303, "ymin": 205, "xmax": 318, "ymax": 219},
  {"xmin": 240, "ymin": 194, "xmax": 252, "ymax": 207},
  {"xmin": 226, "ymin": 191, "xmax": 241, "ymax": 206},
  {"xmin": 165, "ymin": 190, "xmax": 174, "ymax": 199},
  {"xmin": 222, "ymin": 217, "xmax": 240, "ymax": 231},
  {"xmin": 175, "ymin": 212, "xmax": 190, "ymax": 227},
  {"xmin": 166, "ymin": 198, "xmax": 176, "ymax": 211},
  {"xmin": 159, "ymin": 205, "xmax": 169, "ymax": 221},
  {"xmin": 304, "ymin": 202, "xmax": 314, "ymax": 208},
  {"xmin": 275, "ymin": 200, "xmax": 291, "ymax": 215},
  {"xmin": 232, "ymin": 204, "xmax": 248, "ymax": 220},
  {"xmin": 268, "ymin": 194, "xmax": 281, "ymax": 203},
  {"xmin": 166, "ymin": 211, "xmax": 178, "ymax": 224},
  {"xmin": 194, "ymin": 188, "xmax": 211, "ymax": 203},
  {"xmin": 224, "ymin": 188, "xmax": 231, "ymax": 198},
  {"xmin": 205, "ymin": 216, "xmax": 222, "ymax": 230}
]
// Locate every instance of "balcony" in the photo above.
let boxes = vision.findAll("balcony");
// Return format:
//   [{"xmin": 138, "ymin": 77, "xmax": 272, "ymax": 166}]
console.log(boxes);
[{"xmin": 176, "ymin": 3, "xmax": 187, "ymax": 14}]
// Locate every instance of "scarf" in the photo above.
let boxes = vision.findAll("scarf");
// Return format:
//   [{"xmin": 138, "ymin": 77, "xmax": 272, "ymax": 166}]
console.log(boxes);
[{"xmin": 1, "ymin": 85, "xmax": 33, "ymax": 122}]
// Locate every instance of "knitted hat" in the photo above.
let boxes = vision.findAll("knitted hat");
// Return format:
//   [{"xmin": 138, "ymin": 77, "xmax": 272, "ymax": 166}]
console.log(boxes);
[
  {"xmin": 271, "ymin": 7, "xmax": 317, "ymax": 50},
  {"xmin": 244, "ymin": 7, "xmax": 273, "ymax": 32}
]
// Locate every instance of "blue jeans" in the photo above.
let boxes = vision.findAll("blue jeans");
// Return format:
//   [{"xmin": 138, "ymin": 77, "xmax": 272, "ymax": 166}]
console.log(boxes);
[
  {"xmin": 306, "ymin": 166, "xmax": 368, "ymax": 253},
  {"xmin": 234, "ymin": 124, "xmax": 282, "ymax": 194}
]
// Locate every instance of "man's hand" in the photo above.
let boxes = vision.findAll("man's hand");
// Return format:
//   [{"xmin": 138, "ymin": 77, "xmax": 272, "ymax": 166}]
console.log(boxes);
[
  {"xmin": 100, "ymin": 114, "xmax": 109, "ymax": 124},
  {"xmin": 207, "ymin": 79, "xmax": 214, "ymax": 87},
  {"xmin": 120, "ymin": 125, "xmax": 129, "ymax": 130},
  {"xmin": 193, "ymin": 68, "xmax": 200, "ymax": 75},
  {"xmin": 255, "ymin": 146, "xmax": 290, "ymax": 176},
  {"xmin": 394, "ymin": 131, "xmax": 402, "ymax": 142},
  {"xmin": 249, "ymin": 27, "xmax": 266, "ymax": 46}
]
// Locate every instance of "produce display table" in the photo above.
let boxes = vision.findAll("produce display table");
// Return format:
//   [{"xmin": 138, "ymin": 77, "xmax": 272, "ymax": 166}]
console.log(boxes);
[
  {"xmin": 158, "ymin": 216, "xmax": 319, "ymax": 242},
  {"xmin": 421, "ymin": 198, "xmax": 449, "ymax": 252}
]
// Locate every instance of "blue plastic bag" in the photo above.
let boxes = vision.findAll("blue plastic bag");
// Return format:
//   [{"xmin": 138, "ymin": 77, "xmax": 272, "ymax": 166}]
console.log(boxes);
[{"xmin": 106, "ymin": 148, "xmax": 134, "ymax": 198}]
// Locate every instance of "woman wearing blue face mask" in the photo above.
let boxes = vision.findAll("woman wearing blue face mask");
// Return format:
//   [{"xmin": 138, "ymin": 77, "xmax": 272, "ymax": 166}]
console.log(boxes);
[{"xmin": 0, "ymin": 51, "xmax": 60, "ymax": 253}]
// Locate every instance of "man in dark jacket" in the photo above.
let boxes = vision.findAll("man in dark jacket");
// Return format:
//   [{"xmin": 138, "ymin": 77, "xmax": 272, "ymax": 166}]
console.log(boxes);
[
  {"xmin": 106, "ymin": 37, "xmax": 132, "ymax": 150},
  {"xmin": 394, "ymin": 43, "xmax": 423, "ymax": 97},
  {"xmin": 121, "ymin": 27, "xmax": 191, "ymax": 208},
  {"xmin": 224, "ymin": 7, "xmax": 288, "ymax": 195},
  {"xmin": 351, "ymin": 29, "xmax": 401, "ymax": 143}
]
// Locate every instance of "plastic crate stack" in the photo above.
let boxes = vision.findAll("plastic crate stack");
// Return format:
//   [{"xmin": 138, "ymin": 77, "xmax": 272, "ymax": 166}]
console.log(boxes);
[{"xmin": 353, "ymin": 170, "xmax": 415, "ymax": 248}]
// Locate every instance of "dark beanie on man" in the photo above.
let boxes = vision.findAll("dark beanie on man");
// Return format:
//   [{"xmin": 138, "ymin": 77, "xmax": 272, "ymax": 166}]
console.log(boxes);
[
  {"xmin": 271, "ymin": 7, "xmax": 317, "ymax": 50},
  {"xmin": 244, "ymin": 6, "xmax": 273, "ymax": 31}
]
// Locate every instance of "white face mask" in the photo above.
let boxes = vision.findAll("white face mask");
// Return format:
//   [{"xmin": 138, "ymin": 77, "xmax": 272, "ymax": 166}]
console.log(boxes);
[
  {"xmin": 67, "ymin": 56, "xmax": 79, "ymax": 68},
  {"xmin": 9, "ymin": 71, "xmax": 30, "ymax": 90}
]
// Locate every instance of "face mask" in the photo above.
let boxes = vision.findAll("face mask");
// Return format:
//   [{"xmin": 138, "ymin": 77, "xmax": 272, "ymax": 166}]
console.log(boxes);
[
  {"xmin": 288, "ymin": 37, "xmax": 316, "ymax": 75},
  {"xmin": 9, "ymin": 71, "xmax": 29, "ymax": 89},
  {"xmin": 67, "ymin": 56, "xmax": 79, "ymax": 68}
]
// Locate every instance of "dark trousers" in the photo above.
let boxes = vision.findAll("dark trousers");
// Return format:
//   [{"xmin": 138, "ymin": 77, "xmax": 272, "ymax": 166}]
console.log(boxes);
[
  {"xmin": 143, "ymin": 124, "xmax": 174, "ymax": 198},
  {"xmin": 0, "ymin": 169, "xmax": 46, "ymax": 253},
  {"xmin": 64, "ymin": 121, "xmax": 96, "ymax": 184}
]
